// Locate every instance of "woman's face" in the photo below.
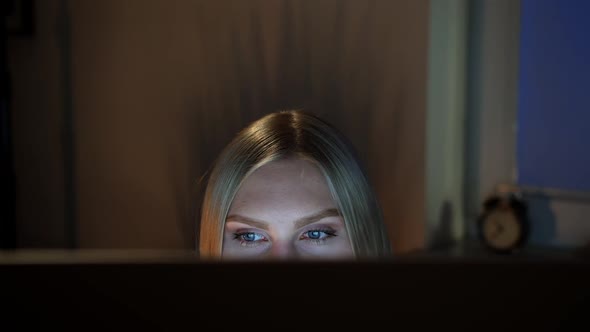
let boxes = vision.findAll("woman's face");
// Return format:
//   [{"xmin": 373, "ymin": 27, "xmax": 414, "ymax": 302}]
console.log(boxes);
[{"xmin": 222, "ymin": 158, "xmax": 354, "ymax": 260}]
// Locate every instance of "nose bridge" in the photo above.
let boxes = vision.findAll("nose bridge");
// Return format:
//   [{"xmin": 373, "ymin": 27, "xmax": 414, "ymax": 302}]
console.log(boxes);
[{"xmin": 270, "ymin": 239, "xmax": 297, "ymax": 259}]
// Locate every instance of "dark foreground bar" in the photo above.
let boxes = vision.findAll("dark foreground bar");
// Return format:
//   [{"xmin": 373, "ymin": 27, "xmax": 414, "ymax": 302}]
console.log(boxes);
[{"xmin": 1, "ymin": 250, "xmax": 588, "ymax": 330}]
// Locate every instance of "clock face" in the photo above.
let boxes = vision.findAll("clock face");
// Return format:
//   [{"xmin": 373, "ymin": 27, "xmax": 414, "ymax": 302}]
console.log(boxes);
[{"xmin": 482, "ymin": 209, "xmax": 522, "ymax": 251}]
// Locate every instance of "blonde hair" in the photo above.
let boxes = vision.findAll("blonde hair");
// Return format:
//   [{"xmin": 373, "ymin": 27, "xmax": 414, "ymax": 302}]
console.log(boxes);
[{"xmin": 199, "ymin": 110, "xmax": 392, "ymax": 258}]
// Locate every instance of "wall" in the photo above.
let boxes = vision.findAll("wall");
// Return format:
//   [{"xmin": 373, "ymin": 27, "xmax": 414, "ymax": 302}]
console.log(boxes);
[
  {"xmin": 516, "ymin": 0, "xmax": 590, "ymax": 247},
  {"xmin": 426, "ymin": 0, "xmax": 468, "ymax": 248},
  {"xmin": 9, "ymin": 0, "xmax": 429, "ymax": 253},
  {"xmin": 517, "ymin": 0, "xmax": 590, "ymax": 193},
  {"xmin": 465, "ymin": 0, "xmax": 590, "ymax": 248},
  {"xmin": 464, "ymin": 0, "xmax": 521, "ymax": 240}
]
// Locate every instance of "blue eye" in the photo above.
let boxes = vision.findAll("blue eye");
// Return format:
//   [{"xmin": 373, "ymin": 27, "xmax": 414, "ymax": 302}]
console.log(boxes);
[
  {"xmin": 307, "ymin": 230, "xmax": 322, "ymax": 239},
  {"xmin": 236, "ymin": 232, "xmax": 266, "ymax": 242},
  {"xmin": 302, "ymin": 229, "xmax": 336, "ymax": 241}
]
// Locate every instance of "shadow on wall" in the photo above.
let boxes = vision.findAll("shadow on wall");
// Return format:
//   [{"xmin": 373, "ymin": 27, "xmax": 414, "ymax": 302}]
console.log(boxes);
[
  {"xmin": 430, "ymin": 200, "xmax": 453, "ymax": 250},
  {"xmin": 524, "ymin": 193, "xmax": 557, "ymax": 246}
]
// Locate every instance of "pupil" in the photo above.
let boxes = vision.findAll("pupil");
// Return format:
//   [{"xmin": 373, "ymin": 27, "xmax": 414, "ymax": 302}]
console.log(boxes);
[
  {"xmin": 244, "ymin": 233, "xmax": 255, "ymax": 241},
  {"xmin": 309, "ymin": 231, "xmax": 321, "ymax": 239}
]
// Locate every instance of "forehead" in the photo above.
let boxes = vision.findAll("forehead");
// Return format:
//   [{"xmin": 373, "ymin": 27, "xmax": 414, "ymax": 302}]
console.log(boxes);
[{"xmin": 228, "ymin": 158, "xmax": 337, "ymax": 220}]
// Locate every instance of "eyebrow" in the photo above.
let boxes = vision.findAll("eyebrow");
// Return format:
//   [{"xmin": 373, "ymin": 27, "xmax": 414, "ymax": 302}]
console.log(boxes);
[{"xmin": 225, "ymin": 208, "xmax": 341, "ymax": 230}]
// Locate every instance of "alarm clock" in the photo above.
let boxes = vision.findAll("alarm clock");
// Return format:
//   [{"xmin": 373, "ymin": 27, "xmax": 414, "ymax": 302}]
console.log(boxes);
[{"xmin": 477, "ymin": 189, "xmax": 530, "ymax": 254}]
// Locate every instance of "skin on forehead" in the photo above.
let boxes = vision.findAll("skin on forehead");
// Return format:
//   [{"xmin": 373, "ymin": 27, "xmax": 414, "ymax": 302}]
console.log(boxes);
[
  {"xmin": 222, "ymin": 157, "xmax": 354, "ymax": 259},
  {"xmin": 229, "ymin": 158, "xmax": 336, "ymax": 224}
]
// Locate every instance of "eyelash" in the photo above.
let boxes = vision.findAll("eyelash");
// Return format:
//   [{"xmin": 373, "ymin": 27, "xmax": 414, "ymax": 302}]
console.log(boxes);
[{"xmin": 232, "ymin": 228, "xmax": 337, "ymax": 247}]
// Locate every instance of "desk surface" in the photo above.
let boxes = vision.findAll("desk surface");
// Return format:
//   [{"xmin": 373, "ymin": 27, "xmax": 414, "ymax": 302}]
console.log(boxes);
[
  {"xmin": 1, "ymin": 241, "xmax": 588, "ymax": 264},
  {"xmin": 402, "ymin": 240, "xmax": 590, "ymax": 261},
  {"xmin": 0, "ymin": 248, "xmax": 588, "ymax": 330},
  {"xmin": 0, "ymin": 249, "xmax": 200, "ymax": 264}
]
